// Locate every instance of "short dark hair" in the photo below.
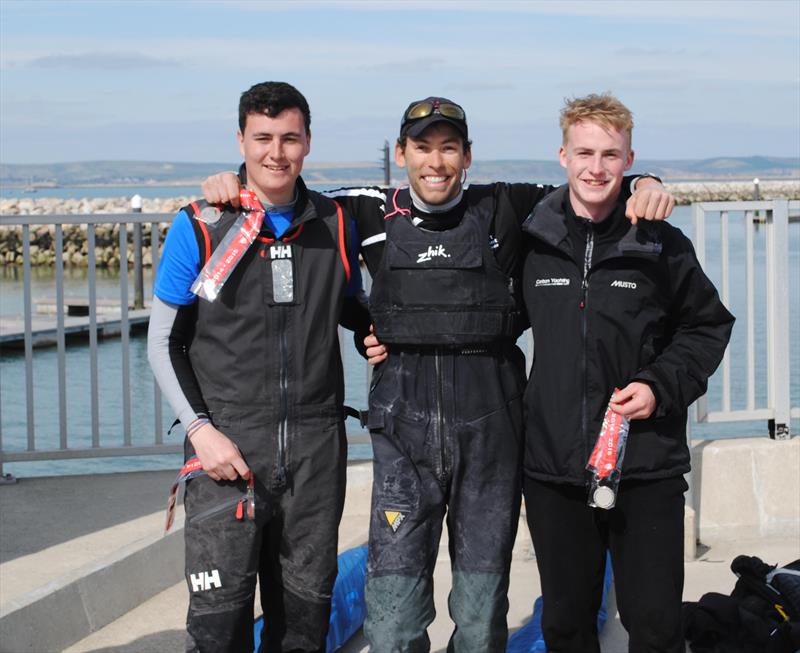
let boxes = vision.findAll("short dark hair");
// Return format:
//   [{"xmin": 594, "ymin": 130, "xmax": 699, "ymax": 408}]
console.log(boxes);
[{"xmin": 238, "ymin": 82, "xmax": 311, "ymax": 134}]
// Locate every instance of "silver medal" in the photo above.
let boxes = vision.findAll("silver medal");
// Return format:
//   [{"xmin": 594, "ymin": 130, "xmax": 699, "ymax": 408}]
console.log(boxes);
[
  {"xmin": 197, "ymin": 206, "xmax": 222, "ymax": 224},
  {"xmin": 592, "ymin": 486, "xmax": 616, "ymax": 510}
]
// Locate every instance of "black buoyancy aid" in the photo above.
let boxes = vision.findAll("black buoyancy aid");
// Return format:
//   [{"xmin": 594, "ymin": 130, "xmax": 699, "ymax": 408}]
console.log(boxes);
[
  {"xmin": 182, "ymin": 188, "xmax": 352, "ymax": 427},
  {"xmin": 369, "ymin": 187, "xmax": 518, "ymax": 346}
]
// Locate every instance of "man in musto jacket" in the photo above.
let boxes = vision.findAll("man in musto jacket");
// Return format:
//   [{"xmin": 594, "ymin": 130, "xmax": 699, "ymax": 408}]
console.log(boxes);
[
  {"xmin": 201, "ymin": 96, "xmax": 675, "ymax": 651},
  {"xmin": 520, "ymin": 93, "xmax": 734, "ymax": 652},
  {"xmin": 148, "ymin": 82, "xmax": 370, "ymax": 652}
]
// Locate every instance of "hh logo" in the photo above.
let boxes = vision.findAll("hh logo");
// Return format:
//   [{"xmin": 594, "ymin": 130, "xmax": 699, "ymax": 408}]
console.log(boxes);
[
  {"xmin": 270, "ymin": 245, "xmax": 292, "ymax": 260},
  {"xmin": 610, "ymin": 280, "xmax": 637, "ymax": 290},
  {"xmin": 190, "ymin": 569, "xmax": 222, "ymax": 592},
  {"xmin": 417, "ymin": 244, "xmax": 450, "ymax": 263},
  {"xmin": 384, "ymin": 510, "xmax": 406, "ymax": 533}
]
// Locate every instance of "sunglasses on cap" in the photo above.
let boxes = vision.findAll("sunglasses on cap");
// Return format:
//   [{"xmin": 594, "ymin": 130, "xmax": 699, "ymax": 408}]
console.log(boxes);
[{"xmin": 403, "ymin": 99, "xmax": 466, "ymax": 123}]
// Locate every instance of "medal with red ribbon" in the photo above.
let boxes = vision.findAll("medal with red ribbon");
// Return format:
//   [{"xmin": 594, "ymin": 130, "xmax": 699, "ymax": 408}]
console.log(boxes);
[
  {"xmin": 586, "ymin": 389, "xmax": 631, "ymax": 510},
  {"xmin": 191, "ymin": 187, "xmax": 266, "ymax": 302}
]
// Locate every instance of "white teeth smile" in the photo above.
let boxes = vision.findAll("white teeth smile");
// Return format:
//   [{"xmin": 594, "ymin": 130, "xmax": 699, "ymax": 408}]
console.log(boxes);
[
  {"xmin": 583, "ymin": 179, "xmax": 607, "ymax": 186},
  {"xmin": 423, "ymin": 176, "xmax": 448, "ymax": 184}
]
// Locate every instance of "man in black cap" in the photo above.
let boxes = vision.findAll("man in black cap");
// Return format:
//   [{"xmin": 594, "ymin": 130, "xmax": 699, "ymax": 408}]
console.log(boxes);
[{"xmin": 201, "ymin": 96, "xmax": 673, "ymax": 651}]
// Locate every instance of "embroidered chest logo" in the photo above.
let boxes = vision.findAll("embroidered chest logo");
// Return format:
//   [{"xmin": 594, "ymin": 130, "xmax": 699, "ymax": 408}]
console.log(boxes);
[
  {"xmin": 534, "ymin": 278, "xmax": 570, "ymax": 287},
  {"xmin": 270, "ymin": 244, "xmax": 292, "ymax": 259},
  {"xmin": 384, "ymin": 510, "xmax": 406, "ymax": 533},
  {"xmin": 189, "ymin": 569, "xmax": 222, "ymax": 592},
  {"xmin": 417, "ymin": 244, "xmax": 450, "ymax": 263},
  {"xmin": 610, "ymin": 280, "xmax": 637, "ymax": 290}
]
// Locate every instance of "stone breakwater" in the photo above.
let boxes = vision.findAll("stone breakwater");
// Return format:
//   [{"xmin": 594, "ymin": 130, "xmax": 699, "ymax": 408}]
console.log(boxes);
[
  {"xmin": 1, "ymin": 180, "xmax": 798, "ymax": 266},
  {"xmin": 0, "ymin": 196, "xmax": 195, "ymax": 267},
  {"xmin": 663, "ymin": 179, "xmax": 799, "ymax": 204}
]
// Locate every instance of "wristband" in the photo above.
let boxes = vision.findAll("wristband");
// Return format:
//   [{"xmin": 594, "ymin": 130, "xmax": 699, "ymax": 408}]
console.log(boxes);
[{"xmin": 186, "ymin": 417, "xmax": 210, "ymax": 439}]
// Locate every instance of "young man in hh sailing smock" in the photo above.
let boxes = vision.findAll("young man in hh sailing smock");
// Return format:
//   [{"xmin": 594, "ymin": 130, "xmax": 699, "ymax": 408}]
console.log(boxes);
[
  {"xmin": 520, "ymin": 93, "xmax": 734, "ymax": 652},
  {"xmin": 201, "ymin": 96, "xmax": 674, "ymax": 651},
  {"xmin": 147, "ymin": 81, "xmax": 370, "ymax": 653}
]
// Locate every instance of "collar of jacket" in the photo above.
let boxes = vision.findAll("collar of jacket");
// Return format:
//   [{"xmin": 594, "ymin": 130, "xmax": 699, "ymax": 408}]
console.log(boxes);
[
  {"xmin": 522, "ymin": 184, "xmax": 663, "ymax": 261},
  {"xmin": 393, "ymin": 186, "xmax": 467, "ymax": 231},
  {"xmin": 236, "ymin": 163, "xmax": 323, "ymax": 234}
]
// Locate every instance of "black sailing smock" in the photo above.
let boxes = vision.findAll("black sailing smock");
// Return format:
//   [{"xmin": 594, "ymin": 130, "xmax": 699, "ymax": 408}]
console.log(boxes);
[
  {"xmin": 178, "ymin": 182, "xmax": 357, "ymax": 653},
  {"xmin": 364, "ymin": 186, "xmax": 527, "ymax": 653}
]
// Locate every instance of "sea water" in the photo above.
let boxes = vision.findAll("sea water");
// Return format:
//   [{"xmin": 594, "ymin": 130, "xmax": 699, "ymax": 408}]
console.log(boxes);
[{"xmin": 1, "ymin": 206, "xmax": 798, "ymax": 478}]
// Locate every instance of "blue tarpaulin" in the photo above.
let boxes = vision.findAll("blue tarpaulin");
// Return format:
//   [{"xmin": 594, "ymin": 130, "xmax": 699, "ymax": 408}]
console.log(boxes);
[{"xmin": 253, "ymin": 545, "xmax": 368, "ymax": 653}]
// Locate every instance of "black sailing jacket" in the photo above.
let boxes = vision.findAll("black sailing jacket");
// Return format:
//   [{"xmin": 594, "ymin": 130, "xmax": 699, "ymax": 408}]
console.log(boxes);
[{"xmin": 521, "ymin": 185, "xmax": 734, "ymax": 485}]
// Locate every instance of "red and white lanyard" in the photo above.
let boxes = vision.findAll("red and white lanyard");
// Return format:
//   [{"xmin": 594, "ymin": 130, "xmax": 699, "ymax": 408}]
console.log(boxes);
[{"xmin": 191, "ymin": 188, "xmax": 266, "ymax": 302}]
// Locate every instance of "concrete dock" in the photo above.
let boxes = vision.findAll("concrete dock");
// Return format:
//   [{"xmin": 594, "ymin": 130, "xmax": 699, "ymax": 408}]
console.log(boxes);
[
  {"xmin": 0, "ymin": 309, "xmax": 150, "ymax": 347},
  {"xmin": 1, "ymin": 452, "xmax": 798, "ymax": 653}
]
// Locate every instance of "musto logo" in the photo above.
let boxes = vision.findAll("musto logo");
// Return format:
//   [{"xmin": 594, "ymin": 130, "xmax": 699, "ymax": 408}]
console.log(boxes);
[{"xmin": 610, "ymin": 280, "xmax": 637, "ymax": 290}]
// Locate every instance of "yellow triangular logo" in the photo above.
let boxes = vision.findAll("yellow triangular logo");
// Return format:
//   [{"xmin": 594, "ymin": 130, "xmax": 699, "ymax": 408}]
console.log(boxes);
[{"xmin": 384, "ymin": 510, "xmax": 405, "ymax": 532}]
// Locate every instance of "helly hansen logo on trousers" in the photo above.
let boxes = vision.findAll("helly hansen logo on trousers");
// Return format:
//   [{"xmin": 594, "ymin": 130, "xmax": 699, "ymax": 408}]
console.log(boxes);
[{"xmin": 190, "ymin": 569, "xmax": 222, "ymax": 592}]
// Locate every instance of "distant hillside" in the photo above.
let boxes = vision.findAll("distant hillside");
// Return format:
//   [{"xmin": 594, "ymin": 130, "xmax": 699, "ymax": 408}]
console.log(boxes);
[
  {"xmin": 0, "ymin": 160, "xmax": 388, "ymax": 187},
  {"xmin": 1, "ymin": 156, "xmax": 797, "ymax": 188}
]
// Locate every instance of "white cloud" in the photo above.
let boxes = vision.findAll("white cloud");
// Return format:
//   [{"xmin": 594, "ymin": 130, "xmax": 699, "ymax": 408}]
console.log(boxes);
[{"xmin": 25, "ymin": 52, "xmax": 178, "ymax": 70}]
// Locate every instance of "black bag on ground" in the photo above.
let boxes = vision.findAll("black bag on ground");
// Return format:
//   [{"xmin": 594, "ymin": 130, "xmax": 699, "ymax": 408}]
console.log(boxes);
[{"xmin": 682, "ymin": 555, "xmax": 800, "ymax": 653}]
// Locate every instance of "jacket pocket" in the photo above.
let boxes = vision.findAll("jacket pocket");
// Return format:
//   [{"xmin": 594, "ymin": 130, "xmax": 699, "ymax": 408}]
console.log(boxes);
[{"xmin": 186, "ymin": 495, "xmax": 243, "ymax": 525}]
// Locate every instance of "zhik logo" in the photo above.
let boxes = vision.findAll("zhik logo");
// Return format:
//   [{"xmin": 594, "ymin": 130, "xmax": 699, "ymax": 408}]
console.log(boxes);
[
  {"xmin": 417, "ymin": 244, "xmax": 450, "ymax": 263},
  {"xmin": 190, "ymin": 569, "xmax": 222, "ymax": 592}
]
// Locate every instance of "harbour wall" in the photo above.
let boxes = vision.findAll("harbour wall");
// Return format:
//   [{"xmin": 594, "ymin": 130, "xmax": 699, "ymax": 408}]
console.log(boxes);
[{"xmin": 1, "ymin": 180, "xmax": 798, "ymax": 266}]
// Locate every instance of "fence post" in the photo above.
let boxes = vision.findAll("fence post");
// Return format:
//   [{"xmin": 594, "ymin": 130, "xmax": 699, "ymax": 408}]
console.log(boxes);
[
  {"xmin": 693, "ymin": 203, "xmax": 709, "ymax": 423},
  {"xmin": 766, "ymin": 199, "xmax": 791, "ymax": 439},
  {"xmin": 132, "ymin": 194, "xmax": 144, "ymax": 309}
]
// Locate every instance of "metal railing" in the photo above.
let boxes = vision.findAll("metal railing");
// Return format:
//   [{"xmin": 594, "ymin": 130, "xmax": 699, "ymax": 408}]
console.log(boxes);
[
  {"xmin": 0, "ymin": 212, "xmax": 176, "ymax": 478},
  {"xmin": 692, "ymin": 199, "xmax": 799, "ymax": 439},
  {"xmin": 0, "ymin": 210, "xmax": 371, "ymax": 479},
  {"xmin": 1, "ymin": 199, "xmax": 797, "ymax": 477}
]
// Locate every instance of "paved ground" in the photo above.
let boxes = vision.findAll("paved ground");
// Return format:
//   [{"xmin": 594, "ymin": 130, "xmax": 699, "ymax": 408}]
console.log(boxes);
[{"xmin": 2, "ymin": 464, "xmax": 798, "ymax": 652}]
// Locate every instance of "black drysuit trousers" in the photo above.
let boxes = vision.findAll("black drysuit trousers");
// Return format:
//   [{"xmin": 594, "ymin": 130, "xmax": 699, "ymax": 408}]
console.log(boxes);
[
  {"xmin": 183, "ymin": 418, "xmax": 347, "ymax": 653},
  {"xmin": 364, "ymin": 345, "xmax": 527, "ymax": 652}
]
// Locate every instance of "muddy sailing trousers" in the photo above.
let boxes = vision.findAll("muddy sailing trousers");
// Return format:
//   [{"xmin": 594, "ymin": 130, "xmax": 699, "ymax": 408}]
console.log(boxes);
[
  {"xmin": 523, "ymin": 475, "xmax": 687, "ymax": 653},
  {"xmin": 182, "ymin": 420, "xmax": 347, "ymax": 653},
  {"xmin": 363, "ymin": 346, "xmax": 526, "ymax": 652}
]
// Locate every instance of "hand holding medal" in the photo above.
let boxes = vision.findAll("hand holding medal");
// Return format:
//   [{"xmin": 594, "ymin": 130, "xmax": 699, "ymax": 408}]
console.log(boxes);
[{"xmin": 586, "ymin": 389, "xmax": 631, "ymax": 510}]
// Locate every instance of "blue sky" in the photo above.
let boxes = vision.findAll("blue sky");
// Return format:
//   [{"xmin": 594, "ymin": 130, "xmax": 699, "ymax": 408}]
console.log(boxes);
[{"xmin": 1, "ymin": 0, "xmax": 799, "ymax": 165}]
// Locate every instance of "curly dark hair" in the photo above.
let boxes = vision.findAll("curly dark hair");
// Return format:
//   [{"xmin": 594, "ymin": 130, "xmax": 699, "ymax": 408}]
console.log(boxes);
[{"xmin": 238, "ymin": 82, "xmax": 311, "ymax": 134}]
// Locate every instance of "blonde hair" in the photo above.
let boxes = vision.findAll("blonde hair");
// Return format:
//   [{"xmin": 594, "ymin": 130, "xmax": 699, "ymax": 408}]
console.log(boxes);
[{"xmin": 560, "ymin": 93, "xmax": 633, "ymax": 145}]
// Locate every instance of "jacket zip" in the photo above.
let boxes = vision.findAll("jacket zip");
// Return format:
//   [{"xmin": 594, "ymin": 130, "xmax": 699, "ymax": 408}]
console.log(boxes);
[
  {"xmin": 276, "ymin": 309, "xmax": 289, "ymax": 490},
  {"xmin": 580, "ymin": 226, "xmax": 594, "ymax": 463},
  {"xmin": 434, "ymin": 348, "xmax": 448, "ymax": 484}
]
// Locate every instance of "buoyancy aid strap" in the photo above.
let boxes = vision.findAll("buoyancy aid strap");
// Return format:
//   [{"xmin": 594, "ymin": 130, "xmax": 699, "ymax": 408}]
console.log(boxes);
[
  {"xmin": 383, "ymin": 187, "xmax": 411, "ymax": 220},
  {"xmin": 187, "ymin": 202, "xmax": 212, "ymax": 266},
  {"xmin": 335, "ymin": 201, "xmax": 351, "ymax": 283},
  {"xmin": 344, "ymin": 404, "xmax": 368, "ymax": 428}
]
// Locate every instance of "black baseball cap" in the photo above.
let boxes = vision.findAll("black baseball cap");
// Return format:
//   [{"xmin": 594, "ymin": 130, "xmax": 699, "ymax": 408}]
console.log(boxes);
[{"xmin": 399, "ymin": 97, "xmax": 468, "ymax": 140}]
